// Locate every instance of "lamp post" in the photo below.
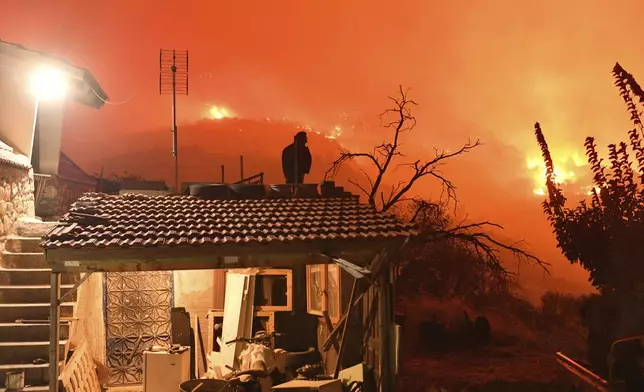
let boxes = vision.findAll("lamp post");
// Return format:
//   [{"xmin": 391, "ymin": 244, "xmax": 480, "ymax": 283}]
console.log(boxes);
[
  {"xmin": 29, "ymin": 65, "xmax": 68, "ymax": 392},
  {"xmin": 29, "ymin": 65, "xmax": 68, "ymax": 171}
]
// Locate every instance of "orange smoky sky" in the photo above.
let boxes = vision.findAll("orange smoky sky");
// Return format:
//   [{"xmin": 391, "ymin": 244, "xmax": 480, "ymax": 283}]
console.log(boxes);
[{"xmin": 3, "ymin": 0, "xmax": 644, "ymax": 296}]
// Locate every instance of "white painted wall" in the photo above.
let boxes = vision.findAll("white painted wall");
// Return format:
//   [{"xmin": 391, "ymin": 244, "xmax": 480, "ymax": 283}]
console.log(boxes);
[
  {"xmin": 0, "ymin": 53, "xmax": 64, "ymax": 175},
  {"xmin": 0, "ymin": 61, "xmax": 37, "ymax": 158}
]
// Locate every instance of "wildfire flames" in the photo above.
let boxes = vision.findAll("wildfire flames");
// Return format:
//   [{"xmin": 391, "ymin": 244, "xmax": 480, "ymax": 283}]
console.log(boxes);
[
  {"xmin": 526, "ymin": 152, "xmax": 590, "ymax": 196},
  {"xmin": 205, "ymin": 105, "xmax": 234, "ymax": 120}
]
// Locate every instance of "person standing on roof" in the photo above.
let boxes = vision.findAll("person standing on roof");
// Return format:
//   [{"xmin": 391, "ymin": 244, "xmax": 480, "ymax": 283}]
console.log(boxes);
[{"xmin": 282, "ymin": 131, "xmax": 312, "ymax": 184}]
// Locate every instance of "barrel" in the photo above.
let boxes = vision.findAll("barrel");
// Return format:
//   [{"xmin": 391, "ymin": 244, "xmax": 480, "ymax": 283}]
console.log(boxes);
[{"xmin": 179, "ymin": 379, "xmax": 242, "ymax": 392}]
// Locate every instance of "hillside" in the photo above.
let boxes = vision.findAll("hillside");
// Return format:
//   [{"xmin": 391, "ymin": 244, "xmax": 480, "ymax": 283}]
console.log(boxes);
[
  {"xmin": 61, "ymin": 117, "xmax": 591, "ymax": 300},
  {"xmin": 64, "ymin": 118, "xmax": 355, "ymax": 186}
]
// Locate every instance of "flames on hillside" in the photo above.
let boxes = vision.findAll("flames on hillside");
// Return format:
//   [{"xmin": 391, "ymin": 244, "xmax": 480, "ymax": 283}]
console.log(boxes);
[{"xmin": 525, "ymin": 151, "xmax": 602, "ymax": 197}]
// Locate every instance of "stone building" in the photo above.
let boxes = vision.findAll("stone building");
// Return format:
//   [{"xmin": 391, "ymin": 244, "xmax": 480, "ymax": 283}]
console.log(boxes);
[
  {"xmin": 0, "ymin": 39, "xmax": 107, "ymax": 391},
  {"xmin": 36, "ymin": 151, "xmax": 97, "ymax": 220},
  {"xmin": 0, "ymin": 38, "xmax": 107, "ymax": 227}
]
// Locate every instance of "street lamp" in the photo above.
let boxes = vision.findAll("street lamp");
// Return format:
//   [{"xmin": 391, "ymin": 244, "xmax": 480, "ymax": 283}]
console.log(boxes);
[
  {"xmin": 28, "ymin": 65, "xmax": 69, "ymax": 192},
  {"xmin": 29, "ymin": 65, "xmax": 68, "ymax": 100}
]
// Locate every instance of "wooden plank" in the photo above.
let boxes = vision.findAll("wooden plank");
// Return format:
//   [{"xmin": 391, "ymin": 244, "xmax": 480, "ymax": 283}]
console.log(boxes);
[
  {"xmin": 323, "ymin": 310, "xmax": 339, "ymax": 353},
  {"xmin": 220, "ymin": 273, "xmax": 249, "ymax": 371},
  {"xmin": 334, "ymin": 278, "xmax": 358, "ymax": 378},
  {"xmin": 59, "ymin": 341, "xmax": 100, "ymax": 392},
  {"xmin": 240, "ymin": 273, "xmax": 256, "ymax": 345},
  {"xmin": 196, "ymin": 317, "xmax": 207, "ymax": 377},
  {"xmin": 45, "ymin": 237, "xmax": 398, "ymax": 265},
  {"xmin": 323, "ymin": 290, "xmax": 367, "ymax": 352}
]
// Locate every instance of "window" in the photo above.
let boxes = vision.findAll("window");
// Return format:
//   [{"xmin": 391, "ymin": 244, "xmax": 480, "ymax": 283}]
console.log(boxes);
[{"xmin": 306, "ymin": 264, "xmax": 341, "ymax": 322}]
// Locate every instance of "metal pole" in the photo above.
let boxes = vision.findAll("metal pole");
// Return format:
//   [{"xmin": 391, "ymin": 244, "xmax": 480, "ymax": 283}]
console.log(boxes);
[
  {"xmin": 171, "ymin": 50, "xmax": 179, "ymax": 194},
  {"xmin": 240, "ymin": 155, "xmax": 244, "ymax": 181},
  {"xmin": 49, "ymin": 272, "xmax": 61, "ymax": 392}
]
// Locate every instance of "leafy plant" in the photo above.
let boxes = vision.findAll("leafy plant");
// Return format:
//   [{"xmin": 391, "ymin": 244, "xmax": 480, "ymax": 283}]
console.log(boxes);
[{"xmin": 536, "ymin": 63, "xmax": 644, "ymax": 292}]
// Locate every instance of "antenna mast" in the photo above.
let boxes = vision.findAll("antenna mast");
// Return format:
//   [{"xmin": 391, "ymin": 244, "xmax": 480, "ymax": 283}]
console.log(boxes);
[{"xmin": 159, "ymin": 49, "xmax": 189, "ymax": 194}]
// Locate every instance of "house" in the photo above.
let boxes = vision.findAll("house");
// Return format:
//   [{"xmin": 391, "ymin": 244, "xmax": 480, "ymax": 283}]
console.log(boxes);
[
  {"xmin": 0, "ymin": 40, "xmax": 107, "ymax": 391},
  {"xmin": 41, "ymin": 182, "xmax": 417, "ymax": 391},
  {"xmin": 0, "ymin": 38, "xmax": 107, "ymax": 228}
]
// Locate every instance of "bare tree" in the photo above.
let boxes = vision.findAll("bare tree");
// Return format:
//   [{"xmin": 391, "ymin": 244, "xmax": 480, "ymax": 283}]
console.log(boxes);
[
  {"xmin": 326, "ymin": 86, "xmax": 548, "ymax": 272},
  {"xmin": 326, "ymin": 85, "xmax": 480, "ymax": 213}
]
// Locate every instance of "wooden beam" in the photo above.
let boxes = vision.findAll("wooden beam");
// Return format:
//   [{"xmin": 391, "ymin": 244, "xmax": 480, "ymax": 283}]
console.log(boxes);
[
  {"xmin": 323, "ymin": 310, "xmax": 339, "ymax": 353},
  {"xmin": 334, "ymin": 278, "xmax": 359, "ymax": 378},
  {"xmin": 323, "ymin": 289, "xmax": 367, "ymax": 352},
  {"xmin": 48, "ymin": 250, "xmax": 381, "ymax": 274},
  {"xmin": 322, "ymin": 250, "xmax": 389, "ymax": 352},
  {"xmin": 45, "ymin": 237, "xmax": 403, "ymax": 265}
]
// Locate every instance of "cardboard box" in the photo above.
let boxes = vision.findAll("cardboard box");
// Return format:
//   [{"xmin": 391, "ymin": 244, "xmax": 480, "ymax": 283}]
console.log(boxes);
[{"xmin": 271, "ymin": 379, "xmax": 343, "ymax": 392}]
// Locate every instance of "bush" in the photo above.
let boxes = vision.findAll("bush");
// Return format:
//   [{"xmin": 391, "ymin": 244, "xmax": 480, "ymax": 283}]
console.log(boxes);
[{"xmin": 538, "ymin": 291, "xmax": 587, "ymax": 331}]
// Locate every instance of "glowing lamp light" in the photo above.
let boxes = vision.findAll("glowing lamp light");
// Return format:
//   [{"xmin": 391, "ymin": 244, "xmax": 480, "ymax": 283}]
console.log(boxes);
[{"xmin": 29, "ymin": 66, "xmax": 68, "ymax": 100}]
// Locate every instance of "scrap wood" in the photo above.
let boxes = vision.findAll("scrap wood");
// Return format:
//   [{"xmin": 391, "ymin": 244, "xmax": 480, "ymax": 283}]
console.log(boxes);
[
  {"xmin": 362, "ymin": 291, "xmax": 379, "ymax": 348},
  {"xmin": 323, "ymin": 289, "xmax": 367, "ymax": 352},
  {"xmin": 323, "ymin": 249, "xmax": 393, "ymax": 352},
  {"xmin": 323, "ymin": 310, "xmax": 339, "ymax": 353},
  {"xmin": 334, "ymin": 278, "xmax": 359, "ymax": 378},
  {"xmin": 196, "ymin": 317, "xmax": 207, "ymax": 374},
  {"xmin": 220, "ymin": 271, "xmax": 256, "ymax": 373}
]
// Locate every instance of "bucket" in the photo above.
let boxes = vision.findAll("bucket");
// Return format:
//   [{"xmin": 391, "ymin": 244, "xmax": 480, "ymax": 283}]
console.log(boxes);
[
  {"xmin": 179, "ymin": 379, "xmax": 243, "ymax": 392},
  {"xmin": 5, "ymin": 371, "xmax": 25, "ymax": 391}
]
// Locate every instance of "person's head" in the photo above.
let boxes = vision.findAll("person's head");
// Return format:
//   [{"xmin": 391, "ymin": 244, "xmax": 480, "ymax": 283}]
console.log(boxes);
[{"xmin": 294, "ymin": 131, "xmax": 308, "ymax": 145}]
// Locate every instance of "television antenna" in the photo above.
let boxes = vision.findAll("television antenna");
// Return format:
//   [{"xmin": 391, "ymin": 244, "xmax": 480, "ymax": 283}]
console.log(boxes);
[{"xmin": 159, "ymin": 49, "xmax": 189, "ymax": 193}]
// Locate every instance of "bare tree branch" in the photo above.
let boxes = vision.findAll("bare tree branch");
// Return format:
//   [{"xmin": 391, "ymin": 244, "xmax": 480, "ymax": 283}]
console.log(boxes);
[
  {"xmin": 410, "ymin": 200, "xmax": 550, "ymax": 273},
  {"xmin": 325, "ymin": 85, "xmax": 481, "ymax": 213},
  {"xmin": 326, "ymin": 85, "xmax": 548, "ymax": 273}
]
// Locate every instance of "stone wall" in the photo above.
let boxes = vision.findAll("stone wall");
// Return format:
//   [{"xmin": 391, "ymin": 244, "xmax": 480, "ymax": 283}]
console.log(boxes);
[
  {"xmin": 0, "ymin": 162, "xmax": 35, "ymax": 247},
  {"xmin": 37, "ymin": 176, "xmax": 94, "ymax": 220}
]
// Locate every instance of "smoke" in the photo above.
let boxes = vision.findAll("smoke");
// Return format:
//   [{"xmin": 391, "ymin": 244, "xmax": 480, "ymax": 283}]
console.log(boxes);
[{"xmin": 6, "ymin": 0, "xmax": 644, "ymax": 296}]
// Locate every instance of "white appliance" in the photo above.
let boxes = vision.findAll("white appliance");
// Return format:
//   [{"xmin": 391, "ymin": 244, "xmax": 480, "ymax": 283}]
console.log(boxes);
[{"xmin": 143, "ymin": 347, "xmax": 191, "ymax": 392}]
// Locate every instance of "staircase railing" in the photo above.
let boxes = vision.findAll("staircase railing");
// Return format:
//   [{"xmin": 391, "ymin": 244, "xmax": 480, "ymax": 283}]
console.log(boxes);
[{"xmin": 33, "ymin": 173, "xmax": 52, "ymax": 208}]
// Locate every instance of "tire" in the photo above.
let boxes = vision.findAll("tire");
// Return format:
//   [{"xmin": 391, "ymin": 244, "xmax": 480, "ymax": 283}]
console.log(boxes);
[{"xmin": 282, "ymin": 347, "xmax": 321, "ymax": 369}]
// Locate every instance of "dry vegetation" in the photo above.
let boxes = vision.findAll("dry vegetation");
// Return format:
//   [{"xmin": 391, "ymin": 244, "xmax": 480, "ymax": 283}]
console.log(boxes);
[{"xmin": 396, "ymin": 292, "xmax": 589, "ymax": 391}]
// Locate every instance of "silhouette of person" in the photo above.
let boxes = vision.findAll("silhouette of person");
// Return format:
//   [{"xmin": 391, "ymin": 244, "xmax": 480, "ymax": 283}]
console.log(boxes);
[{"xmin": 282, "ymin": 131, "xmax": 312, "ymax": 184}]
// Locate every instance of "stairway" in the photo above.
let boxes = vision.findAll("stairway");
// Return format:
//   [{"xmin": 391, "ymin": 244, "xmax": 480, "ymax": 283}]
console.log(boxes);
[{"xmin": 0, "ymin": 218, "xmax": 79, "ymax": 391}]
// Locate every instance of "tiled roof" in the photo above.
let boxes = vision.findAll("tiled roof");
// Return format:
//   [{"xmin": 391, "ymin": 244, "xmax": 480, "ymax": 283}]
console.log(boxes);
[
  {"xmin": 42, "ymin": 192, "xmax": 417, "ymax": 251},
  {"xmin": 0, "ymin": 148, "xmax": 31, "ymax": 170}
]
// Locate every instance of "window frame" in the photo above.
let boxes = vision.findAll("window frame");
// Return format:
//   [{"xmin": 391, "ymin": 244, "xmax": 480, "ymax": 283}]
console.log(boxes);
[{"xmin": 306, "ymin": 264, "xmax": 341, "ymax": 323}]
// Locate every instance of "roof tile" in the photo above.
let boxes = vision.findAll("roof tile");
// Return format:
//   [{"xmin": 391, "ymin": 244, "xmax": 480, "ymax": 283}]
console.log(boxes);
[{"xmin": 42, "ymin": 192, "xmax": 418, "ymax": 251}]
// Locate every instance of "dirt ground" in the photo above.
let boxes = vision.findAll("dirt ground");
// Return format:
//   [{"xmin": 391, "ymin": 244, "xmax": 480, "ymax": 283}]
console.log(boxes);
[{"xmin": 396, "ymin": 296, "xmax": 586, "ymax": 391}]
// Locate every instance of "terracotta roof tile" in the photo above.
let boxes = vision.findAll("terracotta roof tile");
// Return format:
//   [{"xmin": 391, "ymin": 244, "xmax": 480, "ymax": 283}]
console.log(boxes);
[{"xmin": 42, "ymin": 192, "xmax": 417, "ymax": 250}]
